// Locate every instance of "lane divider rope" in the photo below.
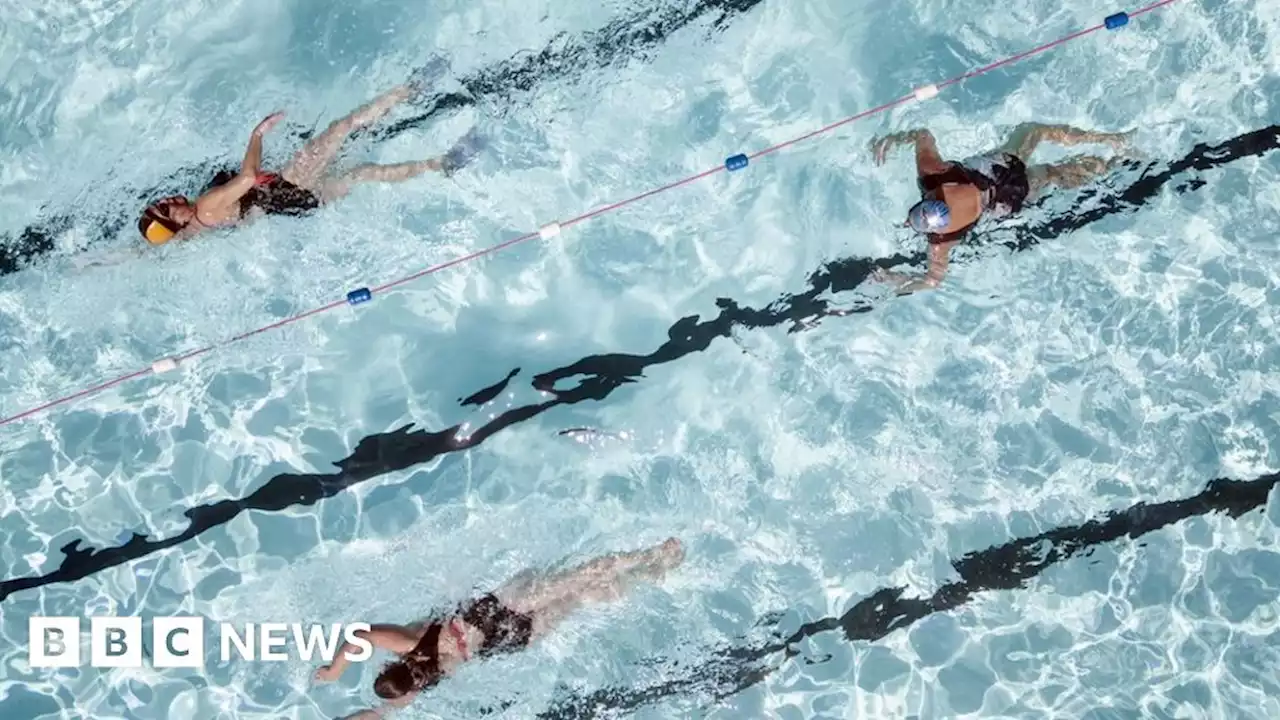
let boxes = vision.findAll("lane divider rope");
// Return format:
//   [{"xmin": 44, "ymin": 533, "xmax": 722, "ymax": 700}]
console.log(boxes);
[{"xmin": 0, "ymin": 2, "xmax": 1177, "ymax": 428}]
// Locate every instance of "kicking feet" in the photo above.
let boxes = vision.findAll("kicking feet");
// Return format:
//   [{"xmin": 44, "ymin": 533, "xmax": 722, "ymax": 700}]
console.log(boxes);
[
  {"xmin": 1100, "ymin": 129, "xmax": 1145, "ymax": 158},
  {"xmin": 658, "ymin": 537, "xmax": 685, "ymax": 569},
  {"xmin": 1105, "ymin": 130, "xmax": 1133, "ymax": 151},
  {"xmin": 634, "ymin": 538, "xmax": 685, "ymax": 581},
  {"xmin": 440, "ymin": 127, "xmax": 487, "ymax": 177}
]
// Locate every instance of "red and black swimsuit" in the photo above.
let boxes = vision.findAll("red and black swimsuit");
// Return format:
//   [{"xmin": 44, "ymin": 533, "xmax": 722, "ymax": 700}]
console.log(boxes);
[{"xmin": 208, "ymin": 171, "xmax": 320, "ymax": 217}]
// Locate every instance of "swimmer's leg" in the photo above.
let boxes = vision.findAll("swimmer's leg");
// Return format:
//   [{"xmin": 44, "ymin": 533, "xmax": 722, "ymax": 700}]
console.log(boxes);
[
  {"xmin": 1000, "ymin": 123, "xmax": 1133, "ymax": 163},
  {"xmin": 282, "ymin": 84, "xmax": 416, "ymax": 191},
  {"xmin": 317, "ymin": 128, "xmax": 486, "ymax": 202},
  {"xmin": 497, "ymin": 539, "xmax": 685, "ymax": 637},
  {"xmin": 318, "ymin": 159, "xmax": 443, "ymax": 202},
  {"xmin": 1026, "ymin": 155, "xmax": 1121, "ymax": 197}
]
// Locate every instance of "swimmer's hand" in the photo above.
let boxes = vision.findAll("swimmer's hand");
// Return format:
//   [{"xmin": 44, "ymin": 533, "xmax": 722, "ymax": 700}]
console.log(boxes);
[
  {"xmin": 253, "ymin": 111, "xmax": 285, "ymax": 137},
  {"xmin": 869, "ymin": 135, "xmax": 894, "ymax": 166},
  {"xmin": 871, "ymin": 267, "xmax": 906, "ymax": 284},
  {"xmin": 874, "ymin": 267, "xmax": 940, "ymax": 294},
  {"xmin": 869, "ymin": 133, "xmax": 917, "ymax": 166},
  {"xmin": 311, "ymin": 628, "xmax": 412, "ymax": 685},
  {"xmin": 313, "ymin": 663, "xmax": 342, "ymax": 683},
  {"xmin": 869, "ymin": 129, "xmax": 938, "ymax": 170}
]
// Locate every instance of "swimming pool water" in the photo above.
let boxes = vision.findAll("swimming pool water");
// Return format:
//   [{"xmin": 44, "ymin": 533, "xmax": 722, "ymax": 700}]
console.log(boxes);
[{"xmin": 3, "ymin": 0, "xmax": 1280, "ymax": 717}]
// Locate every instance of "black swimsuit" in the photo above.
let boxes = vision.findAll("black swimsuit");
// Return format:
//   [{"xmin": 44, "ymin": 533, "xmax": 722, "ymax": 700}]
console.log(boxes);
[
  {"xmin": 408, "ymin": 594, "xmax": 533, "ymax": 662},
  {"xmin": 460, "ymin": 594, "xmax": 533, "ymax": 656},
  {"xmin": 208, "ymin": 171, "xmax": 320, "ymax": 217},
  {"xmin": 918, "ymin": 152, "xmax": 1029, "ymax": 243}
]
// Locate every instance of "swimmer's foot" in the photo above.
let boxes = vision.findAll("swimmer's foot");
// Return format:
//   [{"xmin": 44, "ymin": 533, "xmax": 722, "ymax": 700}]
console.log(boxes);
[
  {"xmin": 1106, "ymin": 129, "xmax": 1143, "ymax": 157},
  {"xmin": 658, "ymin": 538, "xmax": 685, "ymax": 569},
  {"xmin": 409, "ymin": 54, "xmax": 451, "ymax": 95},
  {"xmin": 635, "ymin": 538, "xmax": 685, "ymax": 580},
  {"xmin": 440, "ymin": 127, "xmax": 487, "ymax": 177}
]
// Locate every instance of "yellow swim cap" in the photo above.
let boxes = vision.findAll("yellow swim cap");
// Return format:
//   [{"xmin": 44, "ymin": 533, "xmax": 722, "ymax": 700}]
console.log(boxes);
[
  {"xmin": 142, "ymin": 218, "xmax": 176, "ymax": 245},
  {"xmin": 139, "ymin": 199, "xmax": 187, "ymax": 245}
]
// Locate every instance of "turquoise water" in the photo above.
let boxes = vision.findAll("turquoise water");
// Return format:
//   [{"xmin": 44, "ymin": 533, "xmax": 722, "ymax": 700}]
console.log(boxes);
[{"xmin": 3, "ymin": 0, "xmax": 1280, "ymax": 717}]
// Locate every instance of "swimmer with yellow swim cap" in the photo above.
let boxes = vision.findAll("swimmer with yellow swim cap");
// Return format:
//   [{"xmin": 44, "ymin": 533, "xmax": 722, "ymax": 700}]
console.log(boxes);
[{"xmin": 139, "ymin": 58, "xmax": 485, "ymax": 246}]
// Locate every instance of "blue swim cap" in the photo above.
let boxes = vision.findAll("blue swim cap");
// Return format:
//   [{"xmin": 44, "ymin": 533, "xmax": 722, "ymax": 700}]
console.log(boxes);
[{"xmin": 907, "ymin": 199, "xmax": 950, "ymax": 233}]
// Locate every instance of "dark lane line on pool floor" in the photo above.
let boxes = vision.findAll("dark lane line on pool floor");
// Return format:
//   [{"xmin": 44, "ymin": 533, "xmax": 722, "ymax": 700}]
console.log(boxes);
[
  {"xmin": 2, "ymin": 125, "xmax": 1275, "ymax": 606},
  {"xmin": 365, "ymin": 0, "xmax": 770, "ymax": 144},
  {"xmin": 534, "ymin": 471, "xmax": 1280, "ymax": 718},
  {"xmin": 0, "ymin": 0, "xmax": 767, "ymax": 274}
]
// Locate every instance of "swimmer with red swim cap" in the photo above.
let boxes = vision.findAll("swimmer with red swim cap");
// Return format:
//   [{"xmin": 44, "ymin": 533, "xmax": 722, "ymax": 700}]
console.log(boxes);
[
  {"xmin": 138, "ymin": 58, "xmax": 485, "ymax": 246},
  {"xmin": 868, "ymin": 123, "xmax": 1135, "ymax": 292}
]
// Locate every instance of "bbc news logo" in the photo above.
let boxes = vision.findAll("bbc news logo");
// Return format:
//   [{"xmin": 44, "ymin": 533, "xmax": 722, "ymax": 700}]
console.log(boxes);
[{"xmin": 29, "ymin": 617, "xmax": 374, "ymax": 668}]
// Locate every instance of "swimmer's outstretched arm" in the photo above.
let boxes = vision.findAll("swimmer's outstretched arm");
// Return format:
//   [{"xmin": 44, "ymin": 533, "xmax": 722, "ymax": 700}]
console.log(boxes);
[
  {"xmin": 193, "ymin": 112, "xmax": 284, "ymax": 215},
  {"xmin": 869, "ymin": 128, "xmax": 949, "ymax": 177},
  {"xmin": 875, "ymin": 239, "xmax": 954, "ymax": 293},
  {"xmin": 314, "ymin": 624, "xmax": 419, "ymax": 683}
]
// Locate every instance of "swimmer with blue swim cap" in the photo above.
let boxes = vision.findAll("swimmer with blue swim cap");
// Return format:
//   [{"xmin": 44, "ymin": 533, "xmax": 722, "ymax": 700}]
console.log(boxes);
[
  {"xmin": 869, "ymin": 123, "xmax": 1136, "ymax": 292},
  {"xmin": 138, "ymin": 57, "xmax": 487, "ymax": 246}
]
